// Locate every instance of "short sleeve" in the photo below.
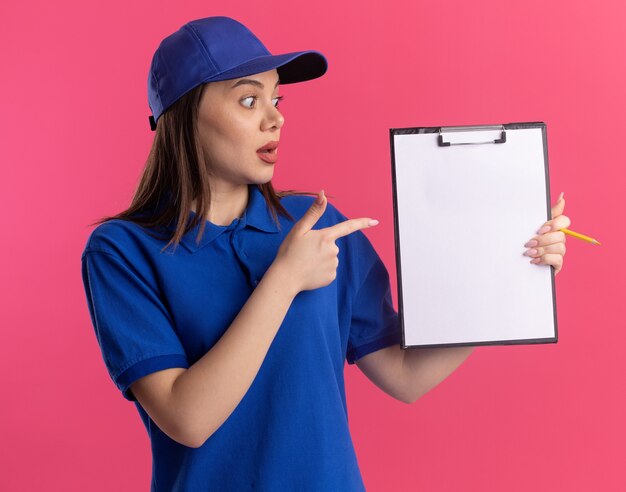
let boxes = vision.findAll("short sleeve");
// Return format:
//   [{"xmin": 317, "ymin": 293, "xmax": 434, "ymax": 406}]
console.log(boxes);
[
  {"xmin": 345, "ymin": 232, "xmax": 402, "ymax": 364},
  {"xmin": 81, "ymin": 249, "xmax": 190, "ymax": 401}
]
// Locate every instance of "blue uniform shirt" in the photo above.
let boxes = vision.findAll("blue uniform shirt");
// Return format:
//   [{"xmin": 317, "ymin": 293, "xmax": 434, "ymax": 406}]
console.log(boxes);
[{"xmin": 81, "ymin": 183, "xmax": 402, "ymax": 491}]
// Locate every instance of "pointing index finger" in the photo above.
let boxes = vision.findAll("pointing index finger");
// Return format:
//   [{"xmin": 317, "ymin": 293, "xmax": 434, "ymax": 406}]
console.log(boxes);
[{"xmin": 324, "ymin": 218, "xmax": 378, "ymax": 240}]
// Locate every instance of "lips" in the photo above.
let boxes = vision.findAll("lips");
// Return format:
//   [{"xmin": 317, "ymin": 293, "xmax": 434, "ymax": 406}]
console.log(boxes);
[
  {"xmin": 257, "ymin": 141, "xmax": 279, "ymax": 152},
  {"xmin": 256, "ymin": 140, "xmax": 279, "ymax": 164}
]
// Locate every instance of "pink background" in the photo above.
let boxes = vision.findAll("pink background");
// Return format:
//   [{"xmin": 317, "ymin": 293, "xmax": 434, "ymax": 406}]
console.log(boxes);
[{"xmin": 1, "ymin": 0, "xmax": 623, "ymax": 490}]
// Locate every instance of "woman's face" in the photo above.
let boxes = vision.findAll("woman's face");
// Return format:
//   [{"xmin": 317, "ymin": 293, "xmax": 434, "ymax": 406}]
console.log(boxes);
[{"xmin": 197, "ymin": 68, "xmax": 284, "ymax": 189}]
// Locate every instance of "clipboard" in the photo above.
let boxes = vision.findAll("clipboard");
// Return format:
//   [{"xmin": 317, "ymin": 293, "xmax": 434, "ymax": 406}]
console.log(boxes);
[{"xmin": 389, "ymin": 122, "xmax": 558, "ymax": 349}]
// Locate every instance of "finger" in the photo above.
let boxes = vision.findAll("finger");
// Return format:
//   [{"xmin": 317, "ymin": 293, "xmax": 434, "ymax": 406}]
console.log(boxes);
[
  {"xmin": 526, "ymin": 230, "xmax": 566, "ymax": 248},
  {"xmin": 529, "ymin": 253, "xmax": 563, "ymax": 272},
  {"xmin": 294, "ymin": 190, "xmax": 327, "ymax": 235},
  {"xmin": 537, "ymin": 213, "xmax": 571, "ymax": 235},
  {"xmin": 551, "ymin": 214, "xmax": 571, "ymax": 231},
  {"xmin": 324, "ymin": 217, "xmax": 378, "ymax": 240},
  {"xmin": 551, "ymin": 192, "xmax": 565, "ymax": 217},
  {"xmin": 524, "ymin": 242, "xmax": 566, "ymax": 258}
]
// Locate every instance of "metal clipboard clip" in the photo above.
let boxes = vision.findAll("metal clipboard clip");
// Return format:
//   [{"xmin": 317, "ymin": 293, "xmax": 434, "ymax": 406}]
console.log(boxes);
[{"xmin": 437, "ymin": 125, "xmax": 507, "ymax": 147}]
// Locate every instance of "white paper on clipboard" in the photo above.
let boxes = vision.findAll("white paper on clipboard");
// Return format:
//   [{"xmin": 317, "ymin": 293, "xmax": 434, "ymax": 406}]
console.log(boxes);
[{"xmin": 390, "ymin": 123, "xmax": 557, "ymax": 348}]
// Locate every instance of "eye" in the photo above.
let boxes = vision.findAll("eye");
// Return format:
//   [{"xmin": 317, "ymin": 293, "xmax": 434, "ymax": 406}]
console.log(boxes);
[
  {"xmin": 240, "ymin": 96, "xmax": 256, "ymax": 109},
  {"xmin": 240, "ymin": 95, "xmax": 284, "ymax": 109}
]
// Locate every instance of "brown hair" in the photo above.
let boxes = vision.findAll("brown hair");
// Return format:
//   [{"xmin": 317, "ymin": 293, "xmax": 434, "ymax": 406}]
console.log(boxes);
[{"xmin": 89, "ymin": 82, "xmax": 323, "ymax": 254}]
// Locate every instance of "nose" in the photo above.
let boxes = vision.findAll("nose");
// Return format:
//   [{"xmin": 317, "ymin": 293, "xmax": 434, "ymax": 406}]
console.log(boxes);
[{"xmin": 262, "ymin": 103, "xmax": 284, "ymax": 131}]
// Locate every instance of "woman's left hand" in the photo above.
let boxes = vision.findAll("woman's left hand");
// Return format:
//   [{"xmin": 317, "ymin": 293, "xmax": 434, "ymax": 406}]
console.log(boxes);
[{"xmin": 523, "ymin": 192, "xmax": 571, "ymax": 276}]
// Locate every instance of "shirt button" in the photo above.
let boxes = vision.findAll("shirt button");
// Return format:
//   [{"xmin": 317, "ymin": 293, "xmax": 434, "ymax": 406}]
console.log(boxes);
[{"xmin": 253, "ymin": 279, "xmax": 259, "ymax": 286}]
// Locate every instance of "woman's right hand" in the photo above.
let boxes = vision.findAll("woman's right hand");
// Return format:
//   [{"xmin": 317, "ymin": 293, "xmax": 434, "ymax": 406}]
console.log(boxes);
[{"xmin": 272, "ymin": 190, "xmax": 379, "ymax": 295}]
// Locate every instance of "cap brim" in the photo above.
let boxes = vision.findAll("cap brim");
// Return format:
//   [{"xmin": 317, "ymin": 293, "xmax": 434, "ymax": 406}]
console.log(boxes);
[{"xmin": 201, "ymin": 50, "xmax": 328, "ymax": 85}]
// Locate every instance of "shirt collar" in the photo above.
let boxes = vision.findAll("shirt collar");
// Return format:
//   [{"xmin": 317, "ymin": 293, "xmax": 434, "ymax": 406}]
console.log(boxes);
[{"xmin": 179, "ymin": 184, "xmax": 280, "ymax": 253}]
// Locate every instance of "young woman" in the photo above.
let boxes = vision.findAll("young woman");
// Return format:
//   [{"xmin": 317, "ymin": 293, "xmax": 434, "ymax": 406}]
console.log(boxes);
[{"xmin": 80, "ymin": 16, "xmax": 570, "ymax": 491}]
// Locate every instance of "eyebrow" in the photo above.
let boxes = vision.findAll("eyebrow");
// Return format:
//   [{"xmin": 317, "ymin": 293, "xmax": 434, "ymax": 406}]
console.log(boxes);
[{"xmin": 230, "ymin": 78, "xmax": 280, "ymax": 89}]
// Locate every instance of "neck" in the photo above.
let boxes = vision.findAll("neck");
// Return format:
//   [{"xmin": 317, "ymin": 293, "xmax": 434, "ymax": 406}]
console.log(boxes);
[{"xmin": 190, "ymin": 183, "xmax": 250, "ymax": 226}]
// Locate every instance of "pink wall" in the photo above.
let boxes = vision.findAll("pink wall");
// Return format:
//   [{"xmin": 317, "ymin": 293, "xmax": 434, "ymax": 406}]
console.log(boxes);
[{"xmin": 1, "ymin": 0, "xmax": 623, "ymax": 490}]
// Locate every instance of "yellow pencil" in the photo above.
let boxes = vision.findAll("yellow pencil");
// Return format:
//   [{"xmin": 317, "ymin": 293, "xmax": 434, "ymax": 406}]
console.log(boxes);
[{"xmin": 560, "ymin": 228, "xmax": 601, "ymax": 245}]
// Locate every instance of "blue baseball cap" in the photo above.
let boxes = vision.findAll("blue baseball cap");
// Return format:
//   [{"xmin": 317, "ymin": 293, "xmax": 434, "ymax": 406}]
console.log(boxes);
[{"xmin": 147, "ymin": 16, "xmax": 328, "ymax": 131}]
